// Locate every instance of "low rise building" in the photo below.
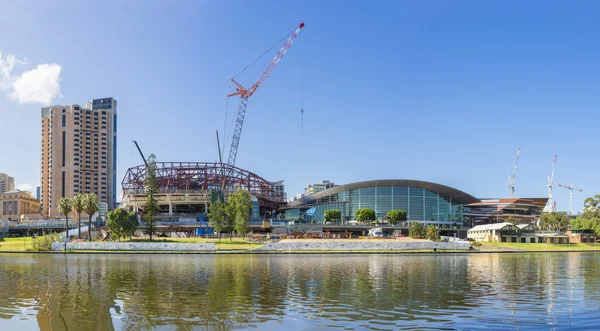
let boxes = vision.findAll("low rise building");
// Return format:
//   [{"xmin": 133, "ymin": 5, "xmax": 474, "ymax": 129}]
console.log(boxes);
[
  {"xmin": 468, "ymin": 222, "xmax": 569, "ymax": 244},
  {"xmin": 566, "ymin": 230, "xmax": 596, "ymax": 243},
  {"xmin": 305, "ymin": 180, "xmax": 336, "ymax": 196},
  {"xmin": 0, "ymin": 189, "xmax": 41, "ymax": 221}
]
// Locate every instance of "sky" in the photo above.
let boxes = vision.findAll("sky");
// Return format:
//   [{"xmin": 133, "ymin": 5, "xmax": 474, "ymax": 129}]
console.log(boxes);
[{"xmin": 1, "ymin": 0, "xmax": 599, "ymax": 213}]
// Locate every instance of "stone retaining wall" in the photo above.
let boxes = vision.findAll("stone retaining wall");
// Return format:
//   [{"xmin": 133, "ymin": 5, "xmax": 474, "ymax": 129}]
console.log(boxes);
[
  {"xmin": 52, "ymin": 242, "xmax": 216, "ymax": 251},
  {"xmin": 256, "ymin": 241, "xmax": 471, "ymax": 251}
]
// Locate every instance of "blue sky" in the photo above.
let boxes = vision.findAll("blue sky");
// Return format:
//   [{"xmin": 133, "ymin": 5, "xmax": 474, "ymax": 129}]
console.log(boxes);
[{"xmin": 1, "ymin": 0, "xmax": 599, "ymax": 213}]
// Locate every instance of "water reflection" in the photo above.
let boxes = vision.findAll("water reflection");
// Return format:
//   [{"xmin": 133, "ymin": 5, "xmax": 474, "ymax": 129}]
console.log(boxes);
[{"xmin": 0, "ymin": 253, "xmax": 599, "ymax": 330}]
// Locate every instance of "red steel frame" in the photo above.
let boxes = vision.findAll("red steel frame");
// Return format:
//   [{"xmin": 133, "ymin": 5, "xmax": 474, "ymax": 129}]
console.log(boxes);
[{"xmin": 122, "ymin": 162, "xmax": 285, "ymax": 203}]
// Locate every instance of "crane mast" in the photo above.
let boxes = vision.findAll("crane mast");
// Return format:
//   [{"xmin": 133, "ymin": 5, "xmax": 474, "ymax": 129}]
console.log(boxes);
[
  {"xmin": 556, "ymin": 183, "xmax": 583, "ymax": 216},
  {"xmin": 546, "ymin": 155, "xmax": 557, "ymax": 212},
  {"xmin": 226, "ymin": 22, "xmax": 305, "ymax": 167},
  {"xmin": 508, "ymin": 146, "xmax": 521, "ymax": 198}
]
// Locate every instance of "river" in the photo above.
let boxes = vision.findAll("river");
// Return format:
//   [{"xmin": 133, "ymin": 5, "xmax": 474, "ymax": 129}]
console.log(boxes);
[{"xmin": 0, "ymin": 252, "xmax": 598, "ymax": 330}]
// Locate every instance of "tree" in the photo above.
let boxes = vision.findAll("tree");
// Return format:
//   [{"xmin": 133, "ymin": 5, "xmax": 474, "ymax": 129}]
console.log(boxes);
[
  {"xmin": 539, "ymin": 211, "xmax": 569, "ymax": 232},
  {"xmin": 408, "ymin": 222, "xmax": 426, "ymax": 238},
  {"xmin": 208, "ymin": 200, "xmax": 228, "ymax": 240},
  {"xmin": 324, "ymin": 210, "xmax": 341, "ymax": 223},
  {"xmin": 84, "ymin": 194, "xmax": 99, "ymax": 242},
  {"xmin": 425, "ymin": 224, "xmax": 440, "ymax": 241},
  {"xmin": 107, "ymin": 208, "xmax": 139, "ymax": 241},
  {"xmin": 58, "ymin": 197, "xmax": 73, "ymax": 242},
  {"xmin": 355, "ymin": 208, "xmax": 376, "ymax": 222},
  {"xmin": 386, "ymin": 210, "xmax": 407, "ymax": 225},
  {"xmin": 107, "ymin": 208, "xmax": 126, "ymax": 241},
  {"xmin": 144, "ymin": 154, "xmax": 159, "ymax": 240},
  {"xmin": 505, "ymin": 216, "xmax": 518, "ymax": 225},
  {"xmin": 226, "ymin": 189, "xmax": 252, "ymax": 237},
  {"xmin": 583, "ymin": 195, "xmax": 600, "ymax": 218},
  {"xmin": 72, "ymin": 194, "xmax": 85, "ymax": 239},
  {"xmin": 123, "ymin": 210, "xmax": 139, "ymax": 240}
]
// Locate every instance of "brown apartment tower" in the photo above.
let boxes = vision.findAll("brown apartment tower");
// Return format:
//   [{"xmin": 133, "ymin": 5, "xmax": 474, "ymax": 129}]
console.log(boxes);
[{"xmin": 40, "ymin": 98, "xmax": 117, "ymax": 218}]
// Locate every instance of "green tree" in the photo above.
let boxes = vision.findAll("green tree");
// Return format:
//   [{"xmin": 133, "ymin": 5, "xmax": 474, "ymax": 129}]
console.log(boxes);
[
  {"xmin": 107, "ymin": 208, "xmax": 139, "ymax": 241},
  {"xmin": 324, "ymin": 210, "xmax": 341, "ymax": 223},
  {"xmin": 208, "ymin": 200, "xmax": 228, "ymax": 240},
  {"xmin": 583, "ymin": 195, "xmax": 600, "ymax": 218},
  {"xmin": 505, "ymin": 216, "xmax": 518, "ymax": 225},
  {"xmin": 72, "ymin": 194, "xmax": 85, "ymax": 239},
  {"xmin": 226, "ymin": 189, "xmax": 252, "ymax": 237},
  {"xmin": 386, "ymin": 210, "xmax": 407, "ymax": 225},
  {"xmin": 58, "ymin": 197, "xmax": 73, "ymax": 242},
  {"xmin": 144, "ymin": 154, "xmax": 159, "ymax": 240},
  {"xmin": 539, "ymin": 211, "xmax": 569, "ymax": 232},
  {"xmin": 408, "ymin": 222, "xmax": 426, "ymax": 238},
  {"xmin": 84, "ymin": 194, "xmax": 99, "ymax": 242},
  {"xmin": 123, "ymin": 210, "xmax": 139, "ymax": 240},
  {"xmin": 426, "ymin": 224, "xmax": 441, "ymax": 241},
  {"xmin": 106, "ymin": 208, "xmax": 126, "ymax": 241},
  {"xmin": 355, "ymin": 208, "xmax": 376, "ymax": 222}
]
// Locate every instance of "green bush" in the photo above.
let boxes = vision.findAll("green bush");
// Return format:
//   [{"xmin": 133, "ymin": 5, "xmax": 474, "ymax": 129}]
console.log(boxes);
[{"xmin": 32, "ymin": 234, "xmax": 59, "ymax": 252}]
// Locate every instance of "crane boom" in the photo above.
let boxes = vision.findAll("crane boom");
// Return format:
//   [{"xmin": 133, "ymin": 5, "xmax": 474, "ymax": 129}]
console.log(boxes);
[
  {"xmin": 226, "ymin": 22, "xmax": 304, "ymax": 166},
  {"xmin": 508, "ymin": 146, "xmax": 521, "ymax": 198},
  {"xmin": 133, "ymin": 140, "xmax": 148, "ymax": 167},
  {"xmin": 556, "ymin": 182, "xmax": 583, "ymax": 215}
]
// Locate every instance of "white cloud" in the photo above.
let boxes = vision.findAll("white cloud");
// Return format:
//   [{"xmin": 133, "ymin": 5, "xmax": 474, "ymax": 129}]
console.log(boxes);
[
  {"xmin": 0, "ymin": 51, "xmax": 61, "ymax": 105},
  {"xmin": 9, "ymin": 63, "xmax": 62, "ymax": 105},
  {"xmin": 16, "ymin": 183, "xmax": 33, "ymax": 194}
]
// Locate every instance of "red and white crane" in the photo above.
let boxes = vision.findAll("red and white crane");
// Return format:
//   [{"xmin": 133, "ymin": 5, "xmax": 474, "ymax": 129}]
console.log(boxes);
[
  {"xmin": 226, "ymin": 22, "xmax": 305, "ymax": 167},
  {"xmin": 507, "ymin": 146, "xmax": 521, "ymax": 198},
  {"xmin": 556, "ymin": 182, "xmax": 583, "ymax": 216}
]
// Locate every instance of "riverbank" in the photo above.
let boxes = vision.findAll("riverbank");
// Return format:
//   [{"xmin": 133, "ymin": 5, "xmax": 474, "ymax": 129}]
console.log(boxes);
[{"xmin": 3, "ymin": 237, "xmax": 600, "ymax": 254}]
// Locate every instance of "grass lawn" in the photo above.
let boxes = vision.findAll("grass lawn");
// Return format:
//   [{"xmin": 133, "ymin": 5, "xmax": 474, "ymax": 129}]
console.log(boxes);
[
  {"xmin": 482, "ymin": 242, "xmax": 600, "ymax": 251},
  {"xmin": 0, "ymin": 238, "xmax": 34, "ymax": 252}
]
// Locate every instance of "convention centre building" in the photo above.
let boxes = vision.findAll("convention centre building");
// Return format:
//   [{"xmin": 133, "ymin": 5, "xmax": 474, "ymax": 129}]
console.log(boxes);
[{"xmin": 283, "ymin": 180, "xmax": 547, "ymax": 227}]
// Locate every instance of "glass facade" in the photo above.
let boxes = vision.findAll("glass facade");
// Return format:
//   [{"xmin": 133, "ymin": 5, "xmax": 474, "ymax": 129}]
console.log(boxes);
[{"xmin": 286, "ymin": 185, "xmax": 465, "ymax": 225}]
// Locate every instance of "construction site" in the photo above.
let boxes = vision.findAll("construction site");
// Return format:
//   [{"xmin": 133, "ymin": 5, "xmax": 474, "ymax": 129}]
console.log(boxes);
[{"xmin": 113, "ymin": 22, "xmax": 576, "ymax": 239}]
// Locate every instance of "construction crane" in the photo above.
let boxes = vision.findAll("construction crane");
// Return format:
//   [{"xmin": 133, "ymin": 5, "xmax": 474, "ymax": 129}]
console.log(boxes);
[
  {"xmin": 556, "ymin": 183, "xmax": 583, "ymax": 216},
  {"xmin": 226, "ymin": 22, "xmax": 305, "ymax": 167},
  {"xmin": 132, "ymin": 140, "xmax": 148, "ymax": 167},
  {"xmin": 507, "ymin": 146, "xmax": 521, "ymax": 198},
  {"xmin": 545, "ymin": 155, "xmax": 557, "ymax": 212}
]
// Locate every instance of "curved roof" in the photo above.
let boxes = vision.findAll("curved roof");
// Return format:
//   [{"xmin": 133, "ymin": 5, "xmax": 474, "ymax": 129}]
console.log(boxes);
[{"xmin": 287, "ymin": 179, "xmax": 480, "ymax": 207}]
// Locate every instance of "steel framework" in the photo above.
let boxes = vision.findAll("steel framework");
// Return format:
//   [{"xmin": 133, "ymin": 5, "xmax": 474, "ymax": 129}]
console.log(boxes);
[{"xmin": 122, "ymin": 162, "xmax": 285, "ymax": 203}]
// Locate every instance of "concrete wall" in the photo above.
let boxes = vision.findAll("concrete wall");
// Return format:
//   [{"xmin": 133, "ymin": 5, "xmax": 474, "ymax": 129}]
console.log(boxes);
[
  {"xmin": 257, "ymin": 241, "xmax": 471, "ymax": 251},
  {"xmin": 52, "ymin": 241, "xmax": 216, "ymax": 251}
]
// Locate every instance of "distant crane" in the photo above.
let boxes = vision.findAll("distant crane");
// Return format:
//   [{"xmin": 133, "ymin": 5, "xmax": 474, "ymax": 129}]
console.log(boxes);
[
  {"xmin": 556, "ymin": 183, "xmax": 583, "ymax": 216},
  {"xmin": 132, "ymin": 140, "xmax": 148, "ymax": 167},
  {"xmin": 226, "ymin": 22, "xmax": 305, "ymax": 167},
  {"xmin": 545, "ymin": 155, "xmax": 557, "ymax": 212},
  {"xmin": 507, "ymin": 146, "xmax": 521, "ymax": 198}
]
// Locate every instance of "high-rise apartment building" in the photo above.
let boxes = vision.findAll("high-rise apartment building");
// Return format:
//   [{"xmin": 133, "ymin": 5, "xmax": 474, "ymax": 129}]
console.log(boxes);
[
  {"xmin": 40, "ymin": 98, "xmax": 117, "ymax": 218},
  {"xmin": 0, "ymin": 174, "xmax": 15, "ymax": 193}
]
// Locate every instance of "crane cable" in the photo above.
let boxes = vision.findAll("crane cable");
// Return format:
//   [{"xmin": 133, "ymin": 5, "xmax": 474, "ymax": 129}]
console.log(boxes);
[
  {"xmin": 232, "ymin": 27, "xmax": 297, "ymax": 80},
  {"xmin": 223, "ymin": 26, "xmax": 297, "ymax": 156}
]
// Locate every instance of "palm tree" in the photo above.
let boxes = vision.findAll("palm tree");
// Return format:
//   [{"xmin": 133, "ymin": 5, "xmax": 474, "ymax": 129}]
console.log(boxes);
[
  {"xmin": 83, "ymin": 194, "xmax": 99, "ymax": 242},
  {"xmin": 72, "ymin": 194, "xmax": 85, "ymax": 239},
  {"xmin": 57, "ymin": 197, "xmax": 73, "ymax": 243}
]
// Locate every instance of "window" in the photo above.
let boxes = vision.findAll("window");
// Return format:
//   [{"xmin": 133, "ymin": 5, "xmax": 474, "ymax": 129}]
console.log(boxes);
[
  {"xmin": 74, "ymin": 129, "xmax": 79, "ymax": 132},
  {"xmin": 62, "ymin": 114, "xmax": 66, "ymax": 127},
  {"xmin": 62, "ymin": 132, "xmax": 66, "ymax": 167},
  {"xmin": 74, "ymin": 107, "xmax": 79, "ymax": 111},
  {"xmin": 62, "ymin": 108, "xmax": 66, "ymax": 113},
  {"xmin": 61, "ymin": 171, "xmax": 66, "ymax": 198}
]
